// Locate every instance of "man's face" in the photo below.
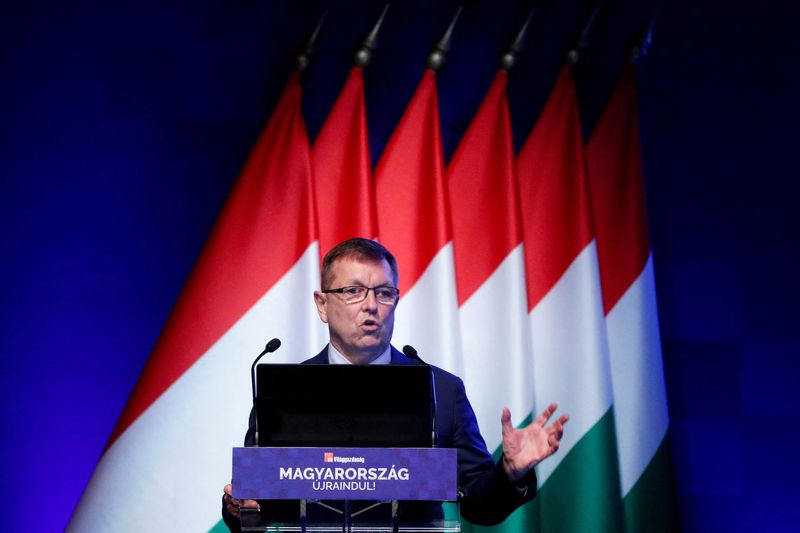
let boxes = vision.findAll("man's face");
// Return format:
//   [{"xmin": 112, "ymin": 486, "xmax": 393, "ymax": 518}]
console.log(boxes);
[{"xmin": 314, "ymin": 257, "xmax": 398, "ymax": 363}]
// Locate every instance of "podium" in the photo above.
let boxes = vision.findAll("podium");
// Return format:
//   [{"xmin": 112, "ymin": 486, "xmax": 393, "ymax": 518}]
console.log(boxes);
[
  {"xmin": 234, "ymin": 363, "xmax": 457, "ymax": 532},
  {"xmin": 232, "ymin": 446, "xmax": 461, "ymax": 532}
]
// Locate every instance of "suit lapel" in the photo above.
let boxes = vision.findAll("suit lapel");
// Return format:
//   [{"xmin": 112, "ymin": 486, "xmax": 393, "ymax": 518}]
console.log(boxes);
[{"xmin": 303, "ymin": 347, "xmax": 329, "ymax": 365}]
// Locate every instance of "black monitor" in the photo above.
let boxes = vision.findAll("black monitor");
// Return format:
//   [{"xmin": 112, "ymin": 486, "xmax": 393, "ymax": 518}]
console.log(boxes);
[{"xmin": 255, "ymin": 364, "xmax": 434, "ymax": 447}]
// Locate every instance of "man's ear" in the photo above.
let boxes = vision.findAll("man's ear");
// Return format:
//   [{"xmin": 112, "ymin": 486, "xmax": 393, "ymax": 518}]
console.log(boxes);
[{"xmin": 313, "ymin": 291, "xmax": 329, "ymax": 324}]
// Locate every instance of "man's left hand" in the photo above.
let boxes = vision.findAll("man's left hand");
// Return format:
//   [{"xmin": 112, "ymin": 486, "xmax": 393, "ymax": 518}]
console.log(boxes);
[{"xmin": 500, "ymin": 403, "xmax": 569, "ymax": 482}]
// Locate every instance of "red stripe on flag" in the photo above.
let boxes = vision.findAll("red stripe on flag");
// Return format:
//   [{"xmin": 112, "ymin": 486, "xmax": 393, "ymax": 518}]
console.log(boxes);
[
  {"xmin": 109, "ymin": 72, "xmax": 316, "ymax": 443},
  {"xmin": 375, "ymin": 69, "xmax": 450, "ymax": 294},
  {"xmin": 586, "ymin": 63, "xmax": 651, "ymax": 315},
  {"xmin": 447, "ymin": 70, "xmax": 522, "ymax": 306},
  {"xmin": 313, "ymin": 66, "xmax": 377, "ymax": 256},
  {"xmin": 517, "ymin": 66, "xmax": 594, "ymax": 311}
]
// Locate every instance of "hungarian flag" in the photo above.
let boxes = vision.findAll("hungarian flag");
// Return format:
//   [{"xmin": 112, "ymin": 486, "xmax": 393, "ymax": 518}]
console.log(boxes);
[
  {"xmin": 446, "ymin": 69, "xmax": 534, "ymax": 476},
  {"xmin": 375, "ymin": 68, "xmax": 462, "ymax": 375},
  {"xmin": 313, "ymin": 66, "xmax": 377, "ymax": 251},
  {"xmin": 586, "ymin": 62, "xmax": 677, "ymax": 532},
  {"xmin": 514, "ymin": 65, "xmax": 624, "ymax": 532},
  {"xmin": 67, "ymin": 72, "xmax": 326, "ymax": 532}
]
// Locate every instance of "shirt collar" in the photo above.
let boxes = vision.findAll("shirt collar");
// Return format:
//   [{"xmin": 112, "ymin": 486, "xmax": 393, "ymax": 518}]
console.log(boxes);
[{"xmin": 327, "ymin": 344, "xmax": 391, "ymax": 365}]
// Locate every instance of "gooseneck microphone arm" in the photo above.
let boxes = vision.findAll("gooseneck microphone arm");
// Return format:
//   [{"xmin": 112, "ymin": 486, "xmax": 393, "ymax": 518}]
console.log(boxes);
[
  {"xmin": 402, "ymin": 345, "xmax": 438, "ymax": 448},
  {"xmin": 250, "ymin": 338, "xmax": 281, "ymax": 446}
]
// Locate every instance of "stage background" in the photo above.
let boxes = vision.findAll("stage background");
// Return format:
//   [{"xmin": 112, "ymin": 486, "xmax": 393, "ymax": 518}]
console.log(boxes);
[{"xmin": 1, "ymin": 0, "xmax": 797, "ymax": 531}]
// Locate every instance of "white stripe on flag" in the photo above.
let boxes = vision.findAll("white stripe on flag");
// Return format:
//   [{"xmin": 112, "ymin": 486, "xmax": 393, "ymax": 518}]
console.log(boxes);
[
  {"xmin": 393, "ymin": 242, "xmax": 463, "ymax": 376},
  {"xmin": 458, "ymin": 244, "xmax": 533, "ymax": 452},
  {"xmin": 67, "ymin": 244, "xmax": 325, "ymax": 533},
  {"xmin": 606, "ymin": 254, "xmax": 669, "ymax": 495},
  {"xmin": 530, "ymin": 241, "xmax": 614, "ymax": 485}
]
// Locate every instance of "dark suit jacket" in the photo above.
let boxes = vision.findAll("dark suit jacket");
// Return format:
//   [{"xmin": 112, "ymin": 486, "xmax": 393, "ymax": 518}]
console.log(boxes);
[{"xmin": 223, "ymin": 345, "xmax": 535, "ymax": 531}]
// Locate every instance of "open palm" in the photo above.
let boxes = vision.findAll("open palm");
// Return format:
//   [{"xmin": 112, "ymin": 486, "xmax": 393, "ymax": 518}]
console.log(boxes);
[{"xmin": 501, "ymin": 403, "xmax": 569, "ymax": 481}]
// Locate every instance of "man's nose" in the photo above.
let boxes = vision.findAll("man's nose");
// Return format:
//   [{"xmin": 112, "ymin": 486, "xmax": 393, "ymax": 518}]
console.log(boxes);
[{"xmin": 361, "ymin": 289, "xmax": 379, "ymax": 310}]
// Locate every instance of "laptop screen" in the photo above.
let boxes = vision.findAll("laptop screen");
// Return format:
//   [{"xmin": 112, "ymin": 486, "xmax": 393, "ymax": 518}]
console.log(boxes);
[{"xmin": 255, "ymin": 364, "xmax": 434, "ymax": 448}]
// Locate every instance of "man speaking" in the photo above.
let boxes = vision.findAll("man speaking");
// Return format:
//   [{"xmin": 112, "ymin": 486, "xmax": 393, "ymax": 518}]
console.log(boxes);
[{"xmin": 223, "ymin": 238, "xmax": 568, "ymax": 529}]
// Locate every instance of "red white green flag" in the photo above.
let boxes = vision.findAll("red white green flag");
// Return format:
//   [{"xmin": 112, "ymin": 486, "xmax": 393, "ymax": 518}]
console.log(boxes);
[
  {"xmin": 514, "ymin": 64, "xmax": 624, "ymax": 532},
  {"xmin": 447, "ymin": 69, "xmax": 534, "ymax": 475},
  {"xmin": 375, "ymin": 68, "xmax": 462, "ymax": 375},
  {"xmin": 586, "ymin": 62, "xmax": 677, "ymax": 533},
  {"xmin": 67, "ymin": 72, "xmax": 325, "ymax": 532}
]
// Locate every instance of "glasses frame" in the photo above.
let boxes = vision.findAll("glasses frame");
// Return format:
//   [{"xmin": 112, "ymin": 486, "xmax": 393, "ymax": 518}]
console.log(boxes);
[{"xmin": 322, "ymin": 285, "xmax": 400, "ymax": 305}]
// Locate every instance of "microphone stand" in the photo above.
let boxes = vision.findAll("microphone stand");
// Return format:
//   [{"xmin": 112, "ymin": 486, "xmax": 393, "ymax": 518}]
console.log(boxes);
[
  {"xmin": 250, "ymin": 338, "xmax": 281, "ymax": 447},
  {"xmin": 402, "ymin": 345, "xmax": 438, "ymax": 448}
]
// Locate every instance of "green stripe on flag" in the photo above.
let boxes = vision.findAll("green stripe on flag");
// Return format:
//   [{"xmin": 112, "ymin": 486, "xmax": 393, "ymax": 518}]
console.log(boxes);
[
  {"xmin": 463, "ymin": 408, "xmax": 623, "ymax": 533},
  {"xmin": 623, "ymin": 433, "xmax": 681, "ymax": 533}
]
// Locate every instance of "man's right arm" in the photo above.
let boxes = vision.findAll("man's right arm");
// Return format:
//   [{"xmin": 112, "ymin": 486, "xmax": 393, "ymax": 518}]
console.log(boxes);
[{"xmin": 447, "ymin": 375, "xmax": 537, "ymax": 525}]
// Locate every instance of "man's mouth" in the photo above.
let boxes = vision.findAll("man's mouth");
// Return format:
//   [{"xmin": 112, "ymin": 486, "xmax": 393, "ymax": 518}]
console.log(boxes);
[{"xmin": 361, "ymin": 319, "xmax": 380, "ymax": 331}]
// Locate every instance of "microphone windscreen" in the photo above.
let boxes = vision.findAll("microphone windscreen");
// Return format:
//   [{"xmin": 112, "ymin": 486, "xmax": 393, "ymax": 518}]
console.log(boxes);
[
  {"xmin": 265, "ymin": 338, "xmax": 282, "ymax": 353},
  {"xmin": 402, "ymin": 344, "xmax": 418, "ymax": 360}
]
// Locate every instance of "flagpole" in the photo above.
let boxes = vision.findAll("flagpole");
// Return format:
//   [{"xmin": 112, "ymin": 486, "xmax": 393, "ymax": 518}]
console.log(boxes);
[
  {"xmin": 427, "ymin": 6, "xmax": 463, "ymax": 71},
  {"xmin": 500, "ymin": 7, "xmax": 535, "ymax": 72},
  {"xmin": 296, "ymin": 12, "xmax": 327, "ymax": 72},
  {"xmin": 354, "ymin": 3, "xmax": 390, "ymax": 67},
  {"xmin": 631, "ymin": 0, "xmax": 663, "ymax": 62},
  {"xmin": 566, "ymin": 2, "xmax": 603, "ymax": 66}
]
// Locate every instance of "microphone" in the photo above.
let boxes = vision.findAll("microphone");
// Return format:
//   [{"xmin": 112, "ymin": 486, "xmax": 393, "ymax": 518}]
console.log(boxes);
[
  {"xmin": 401, "ymin": 344, "xmax": 419, "ymax": 361},
  {"xmin": 251, "ymin": 338, "xmax": 281, "ymax": 446},
  {"xmin": 402, "ymin": 345, "xmax": 438, "ymax": 447}
]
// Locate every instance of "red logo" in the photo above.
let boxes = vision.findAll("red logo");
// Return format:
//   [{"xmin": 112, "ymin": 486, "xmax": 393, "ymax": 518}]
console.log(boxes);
[{"xmin": 324, "ymin": 452, "xmax": 334, "ymax": 463}]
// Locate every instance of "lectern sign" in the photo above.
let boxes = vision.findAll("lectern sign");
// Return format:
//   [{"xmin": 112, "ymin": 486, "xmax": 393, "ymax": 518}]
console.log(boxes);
[{"xmin": 232, "ymin": 447, "xmax": 457, "ymax": 501}]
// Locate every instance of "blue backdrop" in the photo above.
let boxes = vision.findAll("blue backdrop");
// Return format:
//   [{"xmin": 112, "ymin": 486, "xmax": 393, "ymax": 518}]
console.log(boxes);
[{"xmin": 1, "ymin": 1, "xmax": 798, "ymax": 531}]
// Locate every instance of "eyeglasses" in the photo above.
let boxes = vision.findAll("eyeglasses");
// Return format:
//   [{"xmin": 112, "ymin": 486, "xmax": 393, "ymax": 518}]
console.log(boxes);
[{"xmin": 322, "ymin": 286, "xmax": 400, "ymax": 305}]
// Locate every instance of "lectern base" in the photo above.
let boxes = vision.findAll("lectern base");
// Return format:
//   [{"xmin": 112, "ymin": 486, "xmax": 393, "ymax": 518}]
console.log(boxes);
[
  {"xmin": 249, "ymin": 523, "xmax": 460, "ymax": 532},
  {"xmin": 240, "ymin": 503, "xmax": 461, "ymax": 533}
]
